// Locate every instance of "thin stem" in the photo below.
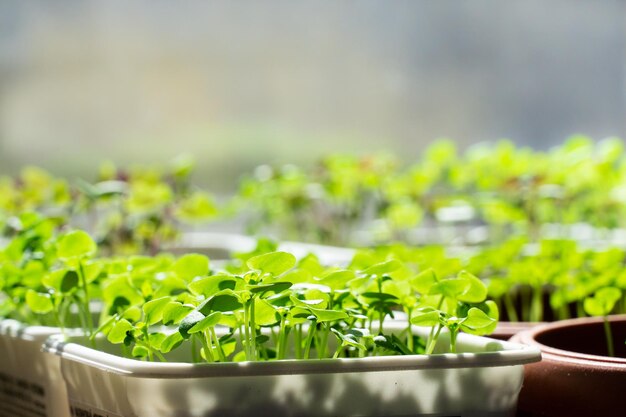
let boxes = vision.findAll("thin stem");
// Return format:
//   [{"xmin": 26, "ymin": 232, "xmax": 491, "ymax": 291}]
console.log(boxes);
[
  {"xmin": 406, "ymin": 308, "xmax": 414, "ymax": 352},
  {"xmin": 425, "ymin": 324, "xmax": 443, "ymax": 355},
  {"xmin": 503, "ymin": 293, "xmax": 519, "ymax": 322},
  {"xmin": 136, "ymin": 340, "xmax": 167, "ymax": 362},
  {"xmin": 376, "ymin": 276, "xmax": 387, "ymax": 335},
  {"xmin": 449, "ymin": 329, "xmax": 458, "ymax": 353},
  {"xmin": 197, "ymin": 333, "xmax": 215, "ymax": 363},
  {"xmin": 142, "ymin": 327, "xmax": 154, "ymax": 362},
  {"xmin": 426, "ymin": 296, "xmax": 445, "ymax": 343},
  {"xmin": 603, "ymin": 316, "xmax": 615, "ymax": 357},
  {"xmin": 121, "ymin": 344, "xmax": 130, "ymax": 359},
  {"xmin": 317, "ymin": 323, "xmax": 329, "ymax": 359},
  {"xmin": 243, "ymin": 301, "xmax": 251, "ymax": 361},
  {"xmin": 295, "ymin": 324, "xmax": 302, "ymax": 359},
  {"xmin": 209, "ymin": 327, "xmax": 226, "ymax": 362},
  {"xmin": 78, "ymin": 262, "xmax": 95, "ymax": 342},
  {"xmin": 303, "ymin": 321, "xmax": 317, "ymax": 359},
  {"xmin": 249, "ymin": 297, "xmax": 257, "ymax": 360},
  {"xmin": 333, "ymin": 343, "xmax": 344, "ymax": 359},
  {"xmin": 277, "ymin": 315, "xmax": 288, "ymax": 360},
  {"xmin": 191, "ymin": 336, "xmax": 200, "ymax": 363},
  {"xmin": 520, "ymin": 287, "xmax": 530, "ymax": 322},
  {"xmin": 530, "ymin": 285, "xmax": 543, "ymax": 322}
]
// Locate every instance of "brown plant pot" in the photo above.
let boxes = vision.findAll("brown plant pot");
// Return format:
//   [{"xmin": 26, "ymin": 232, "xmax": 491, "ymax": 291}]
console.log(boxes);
[{"xmin": 511, "ymin": 315, "xmax": 626, "ymax": 417}]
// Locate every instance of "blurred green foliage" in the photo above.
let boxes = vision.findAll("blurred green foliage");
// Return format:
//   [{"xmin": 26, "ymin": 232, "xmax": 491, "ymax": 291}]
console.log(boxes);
[
  {"xmin": 237, "ymin": 136, "xmax": 626, "ymax": 246},
  {"xmin": 0, "ymin": 158, "xmax": 219, "ymax": 256}
]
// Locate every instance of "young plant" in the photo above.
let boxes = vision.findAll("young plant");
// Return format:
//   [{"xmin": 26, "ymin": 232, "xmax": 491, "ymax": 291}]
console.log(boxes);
[
  {"xmin": 411, "ymin": 270, "xmax": 497, "ymax": 353},
  {"xmin": 583, "ymin": 286, "xmax": 621, "ymax": 357}
]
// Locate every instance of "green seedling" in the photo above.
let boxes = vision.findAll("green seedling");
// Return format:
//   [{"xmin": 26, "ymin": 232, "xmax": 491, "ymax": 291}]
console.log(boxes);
[
  {"xmin": 584, "ymin": 286, "xmax": 621, "ymax": 357},
  {"xmin": 411, "ymin": 270, "xmax": 497, "ymax": 353}
]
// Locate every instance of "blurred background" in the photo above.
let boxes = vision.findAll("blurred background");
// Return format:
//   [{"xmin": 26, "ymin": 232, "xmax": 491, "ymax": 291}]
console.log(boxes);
[{"xmin": 0, "ymin": 0, "xmax": 624, "ymax": 192}]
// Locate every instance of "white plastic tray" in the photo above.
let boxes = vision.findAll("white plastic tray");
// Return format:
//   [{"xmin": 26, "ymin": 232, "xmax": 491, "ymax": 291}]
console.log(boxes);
[
  {"xmin": 44, "ymin": 324, "xmax": 540, "ymax": 417},
  {"xmin": 0, "ymin": 320, "xmax": 69, "ymax": 417}
]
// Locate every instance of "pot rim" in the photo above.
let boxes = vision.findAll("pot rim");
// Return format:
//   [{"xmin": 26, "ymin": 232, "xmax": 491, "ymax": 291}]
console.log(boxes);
[{"xmin": 513, "ymin": 314, "xmax": 626, "ymax": 367}]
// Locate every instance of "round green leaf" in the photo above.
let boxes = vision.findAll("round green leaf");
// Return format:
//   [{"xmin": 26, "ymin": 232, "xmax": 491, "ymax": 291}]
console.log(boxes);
[
  {"xmin": 584, "ymin": 287, "xmax": 622, "ymax": 317},
  {"xmin": 410, "ymin": 268, "xmax": 438, "ymax": 294},
  {"xmin": 307, "ymin": 306, "xmax": 348, "ymax": 323},
  {"xmin": 188, "ymin": 274, "xmax": 237, "ymax": 297},
  {"xmin": 162, "ymin": 302, "xmax": 194, "ymax": 326},
  {"xmin": 160, "ymin": 331, "xmax": 184, "ymax": 353},
  {"xmin": 188, "ymin": 311, "xmax": 223, "ymax": 334},
  {"xmin": 108, "ymin": 319, "xmax": 133, "ymax": 344},
  {"xmin": 26, "ymin": 290, "xmax": 53, "ymax": 314},
  {"xmin": 461, "ymin": 307, "xmax": 496, "ymax": 333},
  {"xmin": 142, "ymin": 296, "xmax": 172, "ymax": 326},
  {"xmin": 57, "ymin": 230, "xmax": 97, "ymax": 261},
  {"xmin": 316, "ymin": 270, "xmax": 356, "ymax": 290},
  {"xmin": 60, "ymin": 270, "xmax": 79, "ymax": 293},
  {"xmin": 197, "ymin": 290, "xmax": 243, "ymax": 315},
  {"xmin": 246, "ymin": 251, "xmax": 296, "ymax": 276},
  {"xmin": 173, "ymin": 254, "xmax": 210, "ymax": 281},
  {"xmin": 428, "ymin": 278, "xmax": 470, "ymax": 299},
  {"xmin": 179, "ymin": 310, "xmax": 205, "ymax": 339},
  {"xmin": 363, "ymin": 260, "xmax": 402, "ymax": 277},
  {"xmin": 456, "ymin": 271, "xmax": 488, "ymax": 303},
  {"xmin": 410, "ymin": 308, "xmax": 441, "ymax": 327}
]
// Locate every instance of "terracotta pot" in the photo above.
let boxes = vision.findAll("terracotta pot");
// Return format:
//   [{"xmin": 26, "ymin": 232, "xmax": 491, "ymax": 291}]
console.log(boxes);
[{"xmin": 511, "ymin": 315, "xmax": 626, "ymax": 417}]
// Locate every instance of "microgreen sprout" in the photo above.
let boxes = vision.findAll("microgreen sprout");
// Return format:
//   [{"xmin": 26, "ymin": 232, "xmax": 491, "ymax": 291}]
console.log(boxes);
[{"xmin": 583, "ymin": 286, "xmax": 621, "ymax": 357}]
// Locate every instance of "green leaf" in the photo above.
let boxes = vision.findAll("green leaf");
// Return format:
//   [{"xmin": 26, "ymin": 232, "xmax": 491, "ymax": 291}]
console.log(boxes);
[
  {"xmin": 428, "ymin": 278, "xmax": 470, "ymax": 299},
  {"xmin": 162, "ymin": 302, "xmax": 194, "ymax": 325},
  {"xmin": 331, "ymin": 328, "xmax": 366, "ymax": 351},
  {"xmin": 456, "ymin": 271, "xmax": 488, "ymax": 303},
  {"xmin": 584, "ymin": 287, "xmax": 622, "ymax": 317},
  {"xmin": 188, "ymin": 311, "xmax": 222, "ymax": 334},
  {"xmin": 410, "ymin": 268, "xmax": 438, "ymax": 294},
  {"xmin": 60, "ymin": 270, "xmax": 80, "ymax": 293},
  {"xmin": 249, "ymin": 281, "xmax": 293, "ymax": 296},
  {"xmin": 363, "ymin": 260, "xmax": 402, "ymax": 277},
  {"xmin": 188, "ymin": 275, "xmax": 237, "ymax": 297},
  {"xmin": 411, "ymin": 308, "xmax": 441, "ymax": 327},
  {"xmin": 197, "ymin": 290, "xmax": 243, "ymax": 315},
  {"xmin": 307, "ymin": 306, "xmax": 348, "ymax": 323},
  {"xmin": 361, "ymin": 292, "xmax": 399, "ymax": 302},
  {"xmin": 108, "ymin": 319, "xmax": 133, "ymax": 344},
  {"xmin": 179, "ymin": 311, "xmax": 205, "ymax": 339},
  {"xmin": 142, "ymin": 296, "xmax": 172, "ymax": 325},
  {"xmin": 176, "ymin": 192, "xmax": 218, "ymax": 222},
  {"xmin": 220, "ymin": 337, "xmax": 237, "ymax": 358},
  {"xmin": 25, "ymin": 290, "xmax": 53, "ymax": 314},
  {"xmin": 57, "ymin": 230, "xmax": 97, "ymax": 261},
  {"xmin": 254, "ymin": 298, "xmax": 280, "ymax": 326},
  {"xmin": 148, "ymin": 333, "xmax": 166, "ymax": 350},
  {"xmin": 132, "ymin": 345, "xmax": 150, "ymax": 358},
  {"xmin": 122, "ymin": 306, "xmax": 142, "ymax": 322},
  {"xmin": 374, "ymin": 334, "xmax": 414, "ymax": 355},
  {"xmin": 316, "ymin": 270, "xmax": 356, "ymax": 290},
  {"xmin": 246, "ymin": 251, "xmax": 296, "ymax": 275},
  {"xmin": 461, "ymin": 308, "xmax": 496, "ymax": 334},
  {"xmin": 279, "ymin": 269, "xmax": 312, "ymax": 284},
  {"xmin": 160, "ymin": 332, "xmax": 184, "ymax": 353},
  {"xmin": 173, "ymin": 254, "xmax": 210, "ymax": 281}
]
